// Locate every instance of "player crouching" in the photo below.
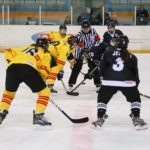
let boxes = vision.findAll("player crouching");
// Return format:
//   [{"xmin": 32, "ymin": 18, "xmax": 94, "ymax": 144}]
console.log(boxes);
[{"xmin": 0, "ymin": 38, "xmax": 52, "ymax": 128}]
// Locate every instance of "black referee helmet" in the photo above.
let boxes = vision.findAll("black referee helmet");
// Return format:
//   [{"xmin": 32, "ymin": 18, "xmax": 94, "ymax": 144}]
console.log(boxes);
[{"xmin": 81, "ymin": 20, "xmax": 90, "ymax": 28}]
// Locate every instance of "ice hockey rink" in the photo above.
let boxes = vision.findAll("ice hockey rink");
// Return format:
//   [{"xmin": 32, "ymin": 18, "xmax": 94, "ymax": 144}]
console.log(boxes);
[{"xmin": 0, "ymin": 53, "xmax": 150, "ymax": 150}]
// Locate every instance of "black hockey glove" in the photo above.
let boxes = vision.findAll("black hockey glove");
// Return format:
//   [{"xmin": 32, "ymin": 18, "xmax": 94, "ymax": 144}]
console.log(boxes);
[
  {"xmin": 84, "ymin": 73, "xmax": 93, "ymax": 80},
  {"xmin": 57, "ymin": 70, "xmax": 64, "ymax": 80},
  {"xmin": 94, "ymin": 60, "xmax": 100, "ymax": 65}
]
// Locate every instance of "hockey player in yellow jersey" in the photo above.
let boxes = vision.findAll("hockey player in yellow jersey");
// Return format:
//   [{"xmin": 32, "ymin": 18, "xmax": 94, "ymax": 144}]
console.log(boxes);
[
  {"xmin": 0, "ymin": 38, "xmax": 52, "ymax": 126},
  {"xmin": 4, "ymin": 36, "xmax": 76, "ymax": 94},
  {"xmin": 46, "ymin": 36, "xmax": 79, "ymax": 93},
  {"xmin": 39, "ymin": 25, "xmax": 77, "ymax": 93},
  {"xmin": 45, "ymin": 24, "xmax": 70, "ymax": 45}
]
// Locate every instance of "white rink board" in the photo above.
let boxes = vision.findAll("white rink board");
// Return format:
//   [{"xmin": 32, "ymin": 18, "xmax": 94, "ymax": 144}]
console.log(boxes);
[{"xmin": 0, "ymin": 25, "xmax": 150, "ymax": 50}]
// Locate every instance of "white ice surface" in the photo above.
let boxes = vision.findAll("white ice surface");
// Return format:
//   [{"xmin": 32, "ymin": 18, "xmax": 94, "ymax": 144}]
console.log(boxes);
[{"xmin": 0, "ymin": 53, "xmax": 150, "ymax": 150}]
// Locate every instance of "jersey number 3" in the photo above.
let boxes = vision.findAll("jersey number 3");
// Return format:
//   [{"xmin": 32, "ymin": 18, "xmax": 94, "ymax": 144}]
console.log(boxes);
[{"xmin": 112, "ymin": 57, "xmax": 124, "ymax": 71}]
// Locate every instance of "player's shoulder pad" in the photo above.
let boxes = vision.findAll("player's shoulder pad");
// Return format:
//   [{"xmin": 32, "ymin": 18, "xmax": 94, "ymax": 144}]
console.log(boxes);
[{"xmin": 130, "ymin": 53, "xmax": 137, "ymax": 59}]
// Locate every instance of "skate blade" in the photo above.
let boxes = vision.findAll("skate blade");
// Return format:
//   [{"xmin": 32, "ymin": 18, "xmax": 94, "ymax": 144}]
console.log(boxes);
[
  {"xmin": 90, "ymin": 123, "xmax": 102, "ymax": 130},
  {"xmin": 51, "ymin": 93, "xmax": 57, "ymax": 96},
  {"xmin": 135, "ymin": 124, "xmax": 148, "ymax": 131},
  {"xmin": 33, "ymin": 124, "xmax": 52, "ymax": 130}
]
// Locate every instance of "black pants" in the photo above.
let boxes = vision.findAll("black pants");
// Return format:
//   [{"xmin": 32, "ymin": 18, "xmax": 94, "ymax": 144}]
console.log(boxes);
[
  {"xmin": 97, "ymin": 85, "xmax": 141, "ymax": 118},
  {"xmin": 6, "ymin": 64, "xmax": 46, "ymax": 92},
  {"xmin": 98, "ymin": 85, "xmax": 141, "ymax": 104},
  {"xmin": 68, "ymin": 57, "xmax": 100, "ymax": 85}
]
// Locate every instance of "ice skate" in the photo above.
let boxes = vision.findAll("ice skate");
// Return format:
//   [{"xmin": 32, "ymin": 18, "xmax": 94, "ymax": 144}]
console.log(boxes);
[
  {"xmin": 130, "ymin": 113, "xmax": 148, "ymax": 131},
  {"xmin": 0, "ymin": 110, "xmax": 8, "ymax": 124},
  {"xmin": 33, "ymin": 111, "xmax": 52, "ymax": 130},
  {"xmin": 51, "ymin": 88, "xmax": 58, "ymax": 94},
  {"xmin": 91, "ymin": 114, "xmax": 108, "ymax": 129},
  {"xmin": 49, "ymin": 84, "xmax": 57, "ymax": 95}
]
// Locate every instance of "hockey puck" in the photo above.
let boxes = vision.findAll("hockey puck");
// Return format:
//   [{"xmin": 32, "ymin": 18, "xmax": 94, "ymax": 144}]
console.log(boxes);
[{"xmin": 67, "ymin": 91, "xmax": 79, "ymax": 96}]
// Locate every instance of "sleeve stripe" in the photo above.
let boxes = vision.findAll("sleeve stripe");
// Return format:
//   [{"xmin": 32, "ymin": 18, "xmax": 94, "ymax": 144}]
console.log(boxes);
[
  {"xmin": 57, "ymin": 59, "xmax": 65, "ymax": 65},
  {"xmin": 39, "ymin": 65, "xmax": 50, "ymax": 75},
  {"xmin": 35, "ymin": 55, "xmax": 40, "ymax": 61}
]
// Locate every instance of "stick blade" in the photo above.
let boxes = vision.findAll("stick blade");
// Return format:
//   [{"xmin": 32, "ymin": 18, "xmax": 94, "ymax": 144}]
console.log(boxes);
[
  {"xmin": 67, "ymin": 91, "xmax": 79, "ymax": 96},
  {"xmin": 70, "ymin": 117, "xmax": 89, "ymax": 123}
]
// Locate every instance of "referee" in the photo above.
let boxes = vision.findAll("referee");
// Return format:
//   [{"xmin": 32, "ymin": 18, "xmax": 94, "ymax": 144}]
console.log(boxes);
[{"xmin": 68, "ymin": 20, "xmax": 102, "ymax": 89}]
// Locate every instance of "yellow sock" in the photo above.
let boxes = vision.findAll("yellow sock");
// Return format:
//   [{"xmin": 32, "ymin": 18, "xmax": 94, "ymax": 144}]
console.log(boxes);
[
  {"xmin": 0, "ymin": 90, "xmax": 16, "ymax": 111},
  {"xmin": 36, "ymin": 87, "xmax": 50, "ymax": 113},
  {"xmin": 36, "ymin": 96, "xmax": 49, "ymax": 113}
]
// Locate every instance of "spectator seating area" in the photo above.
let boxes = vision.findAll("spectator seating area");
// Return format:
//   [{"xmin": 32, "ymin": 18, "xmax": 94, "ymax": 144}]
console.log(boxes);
[
  {"xmin": 107, "ymin": 0, "xmax": 150, "ymax": 25},
  {"xmin": 0, "ymin": 0, "xmax": 150, "ymax": 25}
]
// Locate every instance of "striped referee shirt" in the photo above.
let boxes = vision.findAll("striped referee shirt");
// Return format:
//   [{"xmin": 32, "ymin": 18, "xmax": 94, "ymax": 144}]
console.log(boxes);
[{"xmin": 75, "ymin": 28, "xmax": 101, "ymax": 59}]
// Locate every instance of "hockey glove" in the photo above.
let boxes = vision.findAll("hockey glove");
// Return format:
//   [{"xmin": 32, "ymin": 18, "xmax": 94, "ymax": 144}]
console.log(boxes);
[
  {"xmin": 84, "ymin": 73, "xmax": 93, "ymax": 80},
  {"xmin": 94, "ymin": 60, "xmax": 100, "ymax": 65},
  {"xmin": 57, "ymin": 70, "xmax": 64, "ymax": 80}
]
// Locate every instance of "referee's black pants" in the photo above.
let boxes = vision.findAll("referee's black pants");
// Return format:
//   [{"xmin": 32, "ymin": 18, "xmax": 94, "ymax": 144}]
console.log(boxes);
[{"xmin": 68, "ymin": 57, "xmax": 101, "ymax": 86}]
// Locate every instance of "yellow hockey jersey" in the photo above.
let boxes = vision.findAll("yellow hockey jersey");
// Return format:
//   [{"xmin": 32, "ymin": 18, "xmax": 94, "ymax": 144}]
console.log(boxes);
[
  {"xmin": 5, "ymin": 46, "xmax": 28, "ymax": 63},
  {"xmin": 47, "ymin": 31, "xmax": 71, "ymax": 46},
  {"xmin": 46, "ymin": 40, "xmax": 74, "ymax": 85},
  {"xmin": 7, "ymin": 45, "xmax": 51, "ymax": 81},
  {"xmin": 39, "ymin": 31, "xmax": 74, "ymax": 70},
  {"xmin": 49, "ymin": 42, "xmax": 74, "ymax": 70}
]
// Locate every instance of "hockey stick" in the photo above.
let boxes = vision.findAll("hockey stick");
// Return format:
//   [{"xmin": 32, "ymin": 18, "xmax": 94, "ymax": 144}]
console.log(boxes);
[
  {"xmin": 61, "ymin": 80, "xmax": 79, "ymax": 96},
  {"xmin": 51, "ymin": 100, "xmax": 89, "ymax": 123},
  {"xmin": 140, "ymin": 93, "xmax": 150, "ymax": 99},
  {"xmin": 69, "ymin": 66, "xmax": 98, "ymax": 93}
]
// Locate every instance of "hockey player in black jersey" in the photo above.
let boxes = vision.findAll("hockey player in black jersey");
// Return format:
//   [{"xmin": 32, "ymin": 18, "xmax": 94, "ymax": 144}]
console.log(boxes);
[
  {"xmin": 92, "ymin": 35, "xmax": 148, "ymax": 130},
  {"xmin": 102, "ymin": 21, "xmax": 123, "ymax": 46}
]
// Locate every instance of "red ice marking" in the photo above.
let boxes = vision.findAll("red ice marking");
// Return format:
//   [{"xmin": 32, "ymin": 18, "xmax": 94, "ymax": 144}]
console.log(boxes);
[{"xmin": 70, "ymin": 105, "xmax": 93, "ymax": 150}]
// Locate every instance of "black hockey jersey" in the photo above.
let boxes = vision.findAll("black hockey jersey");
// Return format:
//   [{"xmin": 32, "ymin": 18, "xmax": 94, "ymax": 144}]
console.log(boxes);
[
  {"xmin": 103, "ymin": 29, "xmax": 123, "ymax": 45},
  {"xmin": 100, "ymin": 47, "xmax": 140, "ymax": 87}
]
